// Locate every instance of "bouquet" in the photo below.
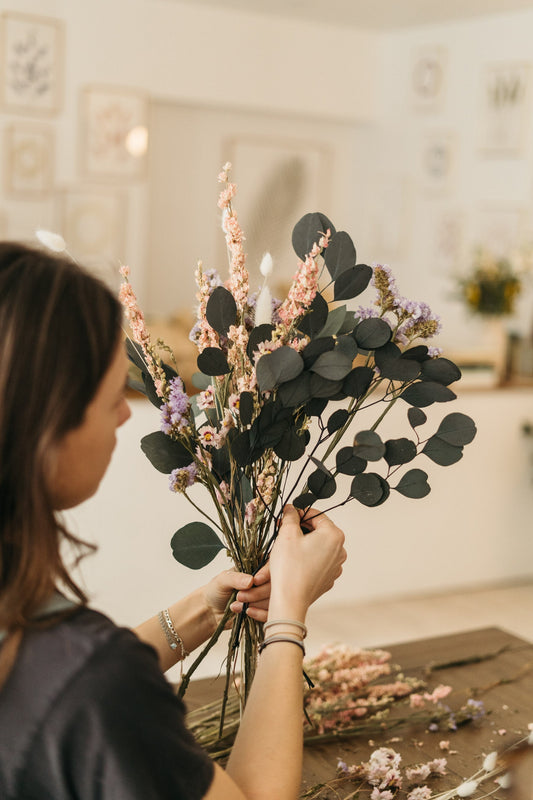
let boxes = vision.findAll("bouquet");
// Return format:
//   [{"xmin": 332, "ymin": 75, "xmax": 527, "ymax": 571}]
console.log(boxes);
[
  {"xmin": 120, "ymin": 163, "xmax": 476, "ymax": 726},
  {"xmin": 457, "ymin": 246, "xmax": 522, "ymax": 316}
]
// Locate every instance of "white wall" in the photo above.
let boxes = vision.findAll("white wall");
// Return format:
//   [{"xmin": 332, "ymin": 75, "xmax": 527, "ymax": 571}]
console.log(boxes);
[
  {"xmin": 3, "ymin": 2, "xmax": 533, "ymax": 674},
  {"xmin": 0, "ymin": 0, "xmax": 379, "ymax": 305},
  {"xmin": 370, "ymin": 11, "xmax": 533, "ymax": 356}
]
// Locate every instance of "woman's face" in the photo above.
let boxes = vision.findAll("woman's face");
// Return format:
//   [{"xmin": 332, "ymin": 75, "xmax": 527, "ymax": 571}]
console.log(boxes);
[{"xmin": 49, "ymin": 341, "xmax": 131, "ymax": 510}]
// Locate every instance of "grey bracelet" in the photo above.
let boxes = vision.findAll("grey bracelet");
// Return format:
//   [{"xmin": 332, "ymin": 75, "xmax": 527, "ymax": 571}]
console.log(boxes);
[
  {"xmin": 259, "ymin": 634, "xmax": 306, "ymax": 656},
  {"xmin": 158, "ymin": 609, "xmax": 189, "ymax": 660}
]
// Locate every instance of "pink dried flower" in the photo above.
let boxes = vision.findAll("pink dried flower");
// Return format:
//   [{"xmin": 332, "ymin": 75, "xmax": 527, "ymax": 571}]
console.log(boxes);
[
  {"xmin": 198, "ymin": 385, "xmax": 216, "ymax": 410},
  {"xmin": 199, "ymin": 426, "xmax": 218, "ymax": 446},
  {"xmin": 407, "ymin": 787, "xmax": 432, "ymax": 800},
  {"xmin": 278, "ymin": 253, "xmax": 320, "ymax": 327},
  {"xmin": 406, "ymin": 764, "xmax": 431, "ymax": 782}
]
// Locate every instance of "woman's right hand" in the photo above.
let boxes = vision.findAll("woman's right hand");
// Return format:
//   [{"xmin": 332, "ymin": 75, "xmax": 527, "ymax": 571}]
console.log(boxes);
[{"xmin": 264, "ymin": 504, "xmax": 346, "ymax": 621}]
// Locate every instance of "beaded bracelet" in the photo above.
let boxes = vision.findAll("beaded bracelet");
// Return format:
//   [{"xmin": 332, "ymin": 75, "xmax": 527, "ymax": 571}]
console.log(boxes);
[
  {"xmin": 158, "ymin": 609, "xmax": 189, "ymax": 661},
  {"xmin": 259, "ymin": 634, "xmax": 306, "ymax": 656},
  {"xmin": 263, "ymin": 619, "xmax": 308, "ymax": 639}
]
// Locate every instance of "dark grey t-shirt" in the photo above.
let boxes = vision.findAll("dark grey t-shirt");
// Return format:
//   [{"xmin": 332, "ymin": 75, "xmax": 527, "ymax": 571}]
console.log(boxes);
[{"xmin": 0, "ymin": 606, "xmax": 214, "ymax": 799}]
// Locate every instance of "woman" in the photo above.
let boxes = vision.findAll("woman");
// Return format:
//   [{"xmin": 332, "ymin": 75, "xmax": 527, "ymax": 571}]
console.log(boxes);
[{"xmin": 0, "ymin": 242, "xmax": 346, "ymax": 799}]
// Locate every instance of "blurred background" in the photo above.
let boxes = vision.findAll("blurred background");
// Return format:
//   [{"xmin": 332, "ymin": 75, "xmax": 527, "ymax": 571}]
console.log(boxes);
[{"xmin": 3, "ymin": 0, "xmax": 533, "ymax": 675}]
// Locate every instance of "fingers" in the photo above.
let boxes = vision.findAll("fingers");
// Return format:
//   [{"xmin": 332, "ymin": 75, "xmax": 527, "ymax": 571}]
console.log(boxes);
[{"xmin": 215, "ymin": 569, "xmax": 254, "ymax": 593}]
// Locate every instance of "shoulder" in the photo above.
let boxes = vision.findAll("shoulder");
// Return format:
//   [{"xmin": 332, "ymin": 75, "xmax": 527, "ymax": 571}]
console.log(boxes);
[{"xmin": 4, "ymin": 606, "xmax": 214, "ymax": 799}]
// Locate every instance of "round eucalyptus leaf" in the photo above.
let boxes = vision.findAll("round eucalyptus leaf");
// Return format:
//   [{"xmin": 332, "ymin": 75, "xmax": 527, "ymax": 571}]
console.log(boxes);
[
  {"xmin": 343, "ymin": 366, "xmax": 374, "ymax": 398},
  {"xmin": 327, "ymin": 408, "xmax": 350, "ymax": 434},
  {"xmin": 302, "ymin": 336, "xmax": 335, "ymax": 368},
  {"xmin": 274, "ymin": 428, "xmax": 307, "ymax": 461},
  {"xmin": 247, "ymin": 324, "xmax": 275, "ymax": 361},
  {"xmin": 141, "ymin": 431, "xmax": 194, "ymax": 473},
  {"xmin": 297, "ymin": 292, "xmax": 329, "ymax": 338},
  {"xmin": 126, "ymin": 337, "xmax": 149, "ymax": 372},
  {"xmin": 384, "ymin": 437, "xmax": 417, "ymax": 466},
  {"xmin": 308, "ymin": 468, "xmax": 337, "ymax": 499},
  {"xmin": 354, "ymin": 318, "xmax": 392, "ymax": 350},
  {"xmin": 353, "ymin": 429, "xmax": 386, "ymax": 461},
  {"xmin": 350, "ymin": 472, "xmax": 384, "ymax": 506},
  {"xmin": 205, "ymin": 285, "xmax": 237, "ymax": 336},
  {"xmin": 407, "ymin": 407, "xmax": 427, "ymax": 429},
  {"xmin": 191, "ymin": 371, "xmax": 212, "ymax": 391},
  {"xmin": 336, "ymin": 335, "xmax": 358, "ymax": 361},
  {"xmin": 336, "ymin": 446, "xmax": 367, "ymax": 475},
  {"xmin": 293, "ymin": 492, "xmax": 317, "ymax": 510},
  {"xmin": 401, "ymin": 345, "xmax": 430, "ymax": 362},
  {"xmin": 310, "ymin": 350, "xmax": 353, "ymax": 381},
  {"xmin": 401, "ymin": 381, "xmax": 456, "ymax": 408},
  {"xmin": 292, "ymin": 212, "xmax": 336, "ymax": 260},
  {"xmin": 421, "ymin": 357, "xmax": 462, "ymax": 386},
  {"xmin": 230, "ymin": 429, "xmax": 253, "ymax": 467},
  {"xmin": 393, "ymin": 468, "xmax": 431, "ymax": 499},
  {"xmin": 239, "ymin": 391, "xmax": 254, "ymax": 426},
  {"xmin": 324, "ymin": 230, "xmax": 356, "ymax": 279},
  {"xmin": 316, "ymin": 306, "xmax": 347, "ymax": 338},
  {"xmin": 211, "ymin": 447, "xmax": 231, "ymax": 479},
  {"xmin": 377, "ymin": 355, "xmax": 420, "ymax": 382},
  {"xmin": 305, "ymin": 397, "xmax": 328, "ymax": 417},
  {"xmin": 371, "ymin": 475, "xmax": 391, "ymax": 506},
  {"xmin": 309, "ymin": 373, "xmax": 344, "ymax": 398},
  {"xmin": 337, "ymin": 311, "xmax": 358, "ymax": 336},
  {"xmin": 277, "ymin": 371, "xmax": 312, "ymax": 408},
  {"xmin": 422, "ymin": 435, "xmax": 464, "ymax": 466},
  {"xmin": 435, "ymin": 412, "xmax": 477, "ymax": 446},
  {"xmin": 197, "ymin": 347, "xmax": 230, "ymax": 376},
  {"xmin": 256, "ymin": 347, "xmax": 304, "ymax": 392},
  {"xmin": 171, "ymin": 522, "xmax": 225, "ymax": 569},
  {"xmin": 334, "ymin": 264, "xmax": 373, "ymax": 301}
]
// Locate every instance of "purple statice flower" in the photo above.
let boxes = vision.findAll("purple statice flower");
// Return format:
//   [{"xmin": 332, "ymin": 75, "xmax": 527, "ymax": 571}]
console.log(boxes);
[
  {"xmin": 160, "ymin": 376, "xmax": 190, "ymax": 434},
  {"xmin": 355, "ymin": 305, "xmax": 379, "ymax": 320},
  {"xmin": 465, "ymin": 698, "xmax": 485, "ymax": 721},
  {"xmin": 169, "ymin": 463, "xmax": 198, "ymax": 493},
  {"xmin": 395, "ymin": 299, "xmax": 442, "ymax": 343}
]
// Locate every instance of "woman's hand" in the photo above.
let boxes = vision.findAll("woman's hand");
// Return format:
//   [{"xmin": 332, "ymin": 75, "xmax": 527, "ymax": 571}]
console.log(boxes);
[
  {"xmin": 203, "ymin": 566, "xmax": 272, "ymax": 627},
  {"xmin": 267, "ymin": 504, "xmax": 346, "ymax": 621}
]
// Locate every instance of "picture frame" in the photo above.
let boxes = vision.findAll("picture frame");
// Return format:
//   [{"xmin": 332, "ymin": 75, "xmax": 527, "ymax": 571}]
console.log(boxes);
[
  {"xmin": 220, "ymin": 133, "xmax": 332, "ymax": 285},
  {"xmin": 58, "ymin": 187, "xmax": 126, "ymax": 280},
  {"xmin": 4, "ymin": 123, "xmax": 54, "ymax": 197},
  {"xmin": 420, "ymin": 130, "xmax": 455, "ymax": 194},
  {"xmin": 79, "ymin": 85, "xmax": 149, "ymax": 180},
  {"xmin": 479, "ymin": 62, "xmax": 531, "ymax": 155},
  {"xmin": 409, "ymin": 46, "xmax": 447, "ymax": 112},
  {"xmin": 0, "ymin": 12, "xmax": 63, "ymax": 114}
]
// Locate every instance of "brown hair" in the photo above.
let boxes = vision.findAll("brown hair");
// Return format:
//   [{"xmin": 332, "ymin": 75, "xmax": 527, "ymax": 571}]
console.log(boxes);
[{"xmin": 0, "ymin": 242, "xmax": 122, "ymax": 685}]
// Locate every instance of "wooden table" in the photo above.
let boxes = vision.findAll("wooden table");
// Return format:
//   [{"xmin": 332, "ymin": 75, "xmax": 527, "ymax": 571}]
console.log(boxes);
[{"xmin": 186, "ymin": 627, "xmax": 533, "ymax": 798}]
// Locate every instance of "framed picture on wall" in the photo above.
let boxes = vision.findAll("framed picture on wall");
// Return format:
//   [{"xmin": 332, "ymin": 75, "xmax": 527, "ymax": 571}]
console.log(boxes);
[
  {"xmin": 420, "ymin": 130, "xmax": 455, "ymax": 194},
  {"xmin": 221, "ymin": 134, "xmax": 332, "ymax": 286},
  {"xmin": 472, "ymin": 206, "xmax": 526, "ymax": 256},
  {"xmin": 479, "ymin": 62, "xmax": 531, "ymax": 155},
  {"xmin": 4, "ymin": 123, "xmax": 54, "ymax": 196},
  {"xmin": 410, "ymin": 46, "xmax": 447, "ymax": 111},
  {"xmin": 79, "ymin": 85, "xmax": 149, "ymax": 180},
  {"xmin": 0, "ymin": 12, "xmax": 63, "ymax": 114},
  {"xmin": 59, "ymin": 187, "xmax": 126, "ymax": 275}
]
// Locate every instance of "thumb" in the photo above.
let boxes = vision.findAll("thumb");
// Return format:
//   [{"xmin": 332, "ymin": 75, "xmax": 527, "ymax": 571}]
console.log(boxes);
[{"xmin": 220, "ymin": 569, "xmax": 254, "ymax": 591}]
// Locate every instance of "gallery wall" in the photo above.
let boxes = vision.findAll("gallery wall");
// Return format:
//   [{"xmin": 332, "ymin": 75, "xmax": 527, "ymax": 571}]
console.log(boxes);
[{"xmin": 2, "ymin": 1, "xmax": 533, "ymax": 660}]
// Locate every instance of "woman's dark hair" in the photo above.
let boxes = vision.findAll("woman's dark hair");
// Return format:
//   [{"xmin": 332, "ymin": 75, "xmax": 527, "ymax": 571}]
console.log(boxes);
[{"xmin": 0, "ymin": 242, "xmax": 122, "ymax": 684}]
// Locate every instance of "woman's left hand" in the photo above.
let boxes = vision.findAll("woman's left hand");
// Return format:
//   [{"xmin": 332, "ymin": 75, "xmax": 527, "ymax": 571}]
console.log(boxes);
[{"xmin": 204, "ymin": 565, "xmax": 271, "ymax": 626}]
